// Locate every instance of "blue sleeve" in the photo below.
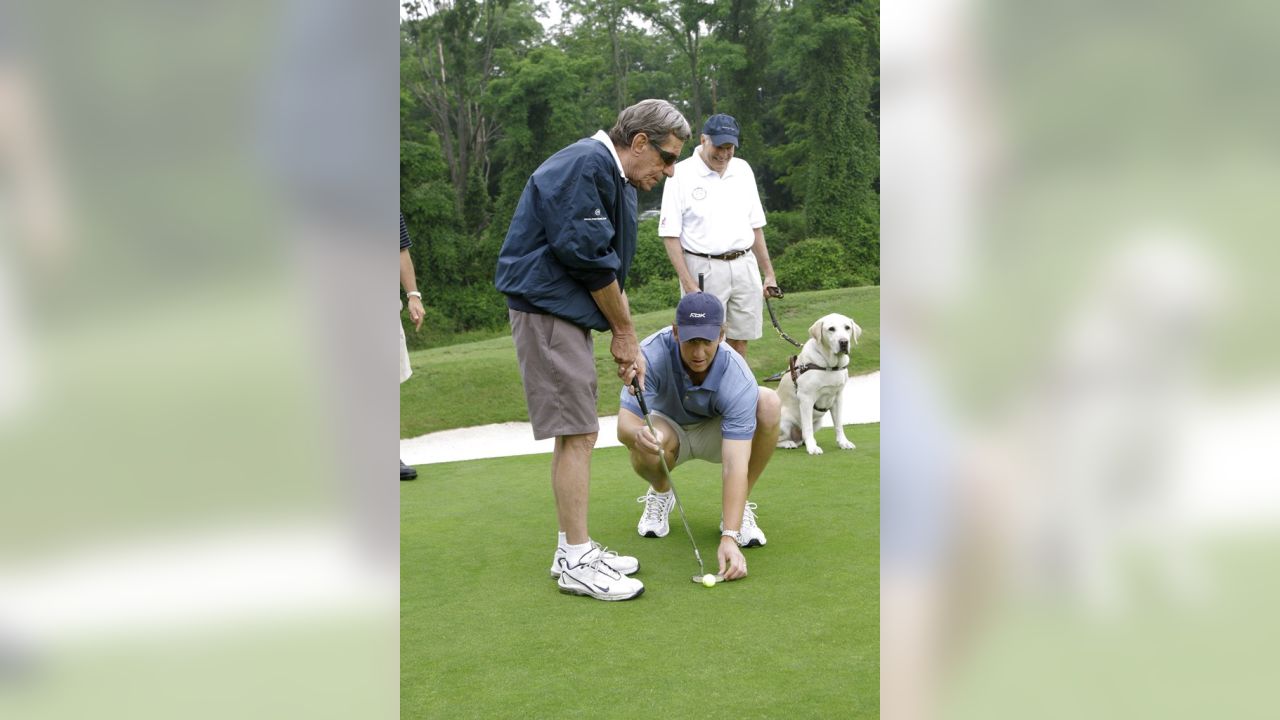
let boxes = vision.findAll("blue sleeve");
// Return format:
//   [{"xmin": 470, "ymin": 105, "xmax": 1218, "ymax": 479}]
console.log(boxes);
[
  {"xmin": 534, "ymin": 157, "xmax": 622, "ymax": 291},
  {"xmin": 717, "ymin": 364, "xmax": 759, "ymax": 440}
]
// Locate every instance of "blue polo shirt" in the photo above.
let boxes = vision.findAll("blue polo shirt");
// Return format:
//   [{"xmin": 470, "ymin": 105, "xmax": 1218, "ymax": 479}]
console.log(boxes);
[{"xmin": 619, "ymin": 327, "xmax": 758, "ymax": 440}]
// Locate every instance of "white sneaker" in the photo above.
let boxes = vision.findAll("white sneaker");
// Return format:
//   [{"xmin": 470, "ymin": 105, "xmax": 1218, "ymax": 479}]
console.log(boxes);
[
  {"xmin": 550, "ymin": 541, "xmax": 639, "ymax": 578},
  {"xmin": 636, "ymin": 489, "xmax": 675, "ymax": 538},
  {"xmin": 721, "ymin": 501, "xmax": 767, "ymax": 547},
  {"xmin": 557, "ymin": 547, "xmax": 645, "ymax": 601}
]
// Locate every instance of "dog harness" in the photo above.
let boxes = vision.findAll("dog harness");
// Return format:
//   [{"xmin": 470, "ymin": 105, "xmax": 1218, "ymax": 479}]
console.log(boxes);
[{"xmin": 787, "ymin": 355, "xmax": 844, "ymax": 412}]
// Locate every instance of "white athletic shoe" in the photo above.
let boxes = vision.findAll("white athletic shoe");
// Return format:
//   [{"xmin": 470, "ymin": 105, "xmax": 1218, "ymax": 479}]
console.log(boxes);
[
  {"xmin": 636, "ymin": 489, "xmax": 675, "ymax": 538},
  {"xmin": 557, "ymin": 547, "xmax": 645, "ymax": 601},
  {"xmin": 721, "ymin": 501, "xmax": 768, "ymax": 547},
  {"xmin": 550, "ymin": 541, "xmax": 640, "ymax": 578}
]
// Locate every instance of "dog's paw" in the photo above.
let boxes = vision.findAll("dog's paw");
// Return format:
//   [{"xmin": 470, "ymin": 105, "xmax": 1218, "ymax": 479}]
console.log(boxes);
[
  {"xmin": 805, "ymin": 444, "xmax": 824, "ymax": 456},
  {"xmin": 837, "ymin": 438, "xmax": 856, "ymax": 450},
  {"xmin": 778, "ymin": 440, "xmax": 799, "ymax": 449}
]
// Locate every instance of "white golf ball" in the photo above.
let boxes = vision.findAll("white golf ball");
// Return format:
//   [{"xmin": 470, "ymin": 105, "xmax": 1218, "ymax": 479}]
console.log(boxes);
[{"xmin": 701, "ymin": 574, "xmax": 717, "ymax": 587}]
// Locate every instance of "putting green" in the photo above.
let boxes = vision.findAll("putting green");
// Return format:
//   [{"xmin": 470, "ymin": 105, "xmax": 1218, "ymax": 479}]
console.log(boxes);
[{"xmin": 402, "ymin": 425, "xmax": 879, "ymax": 718}]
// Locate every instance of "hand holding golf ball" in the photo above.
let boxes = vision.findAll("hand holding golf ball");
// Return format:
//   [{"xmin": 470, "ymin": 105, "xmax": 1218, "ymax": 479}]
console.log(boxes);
[{"xmin": 717, "ymin": 539, "xmax": 748, "ymax": 581}]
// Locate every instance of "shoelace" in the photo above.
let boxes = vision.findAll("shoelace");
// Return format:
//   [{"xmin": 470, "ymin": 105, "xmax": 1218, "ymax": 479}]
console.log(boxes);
[
  {"xmin": 637, "ymin": 493, "xmax": 671, "ymax": 522},
  {"xmin": 580, "ymin": 548, "xmax": 621, "ymax": 578},
  {"xmin": 590, "ymin": 541, "xmax": 618, "ymax": 559},
  {"xmin": 742, "ymin": 502, "xmax": 760, "ymax": 530}
]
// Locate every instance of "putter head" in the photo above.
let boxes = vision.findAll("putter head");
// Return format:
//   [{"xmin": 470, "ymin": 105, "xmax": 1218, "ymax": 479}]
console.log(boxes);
[{"xmin": 691, "ymin": 574, "xmax": 727, "ymax": 584}]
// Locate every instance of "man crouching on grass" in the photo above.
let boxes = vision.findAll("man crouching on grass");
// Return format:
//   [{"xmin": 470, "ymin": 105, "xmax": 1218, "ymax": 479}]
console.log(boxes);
[{"xmin": 617, "ymin": 292, "xmax": 780, "ymax": 581}]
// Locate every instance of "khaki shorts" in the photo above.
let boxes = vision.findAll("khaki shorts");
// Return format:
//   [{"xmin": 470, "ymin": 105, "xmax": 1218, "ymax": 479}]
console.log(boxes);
[
  {"xmin": 681, "ymin": 250, "xmax": 763, "ymax": 341},
  {"xmin": 650, "ymin": 410, "xmax": 723, "ymax": 467},
  {"xmin": 399, "ymin": 302, "xmax": 412, "ymax": 384},
  {"xmin": 510, "ymin": 309, "xmax": 599, "ymax": 441}
]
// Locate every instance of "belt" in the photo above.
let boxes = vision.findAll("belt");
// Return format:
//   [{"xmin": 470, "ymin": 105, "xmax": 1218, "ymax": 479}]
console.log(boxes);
[{"xmin": 687, "ymin": 248, "xmax": 750, "ymax": 261}]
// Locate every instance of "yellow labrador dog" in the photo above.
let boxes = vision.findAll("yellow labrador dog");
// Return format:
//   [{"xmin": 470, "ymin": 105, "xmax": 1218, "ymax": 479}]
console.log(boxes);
[{"xmin": 776, "ymin": 313, "xmax": 862, "ymax": 455}]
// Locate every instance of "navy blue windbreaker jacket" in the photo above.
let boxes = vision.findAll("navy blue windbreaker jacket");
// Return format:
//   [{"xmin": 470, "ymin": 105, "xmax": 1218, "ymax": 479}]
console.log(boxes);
[{"xmin": 494, "ymin": 137, "xmax": 638, "ymax": 331}]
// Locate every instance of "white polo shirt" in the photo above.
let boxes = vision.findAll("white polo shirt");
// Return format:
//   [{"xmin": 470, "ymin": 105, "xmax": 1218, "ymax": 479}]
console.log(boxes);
[{"xmin": 658, "ymin": 146, "xmax": 766, "ymax": 256}]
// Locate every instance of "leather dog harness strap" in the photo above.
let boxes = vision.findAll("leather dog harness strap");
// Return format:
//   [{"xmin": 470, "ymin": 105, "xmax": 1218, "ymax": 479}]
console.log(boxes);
[
  {"xmin": 787, "ymin": 355, "xmax": 843, "ymax": 412},
  {"xmin": 688, "ymin": 248, "xmax": 750, "ymax": 261}
]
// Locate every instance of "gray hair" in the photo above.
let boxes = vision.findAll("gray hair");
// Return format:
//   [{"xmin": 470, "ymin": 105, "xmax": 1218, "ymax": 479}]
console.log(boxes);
[{"xmin": 608, "ymin": 99, "xmax": 691, "ymax": 146}]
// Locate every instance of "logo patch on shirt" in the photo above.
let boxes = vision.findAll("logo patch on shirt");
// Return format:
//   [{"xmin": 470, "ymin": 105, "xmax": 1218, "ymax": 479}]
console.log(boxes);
[
  {"xmin": 692, "ymin": 187, "xmax": 707, "ymax": 201},
  {"xmin": 583, "ymin": 208, "xmax": 609, "ymax": 222}
]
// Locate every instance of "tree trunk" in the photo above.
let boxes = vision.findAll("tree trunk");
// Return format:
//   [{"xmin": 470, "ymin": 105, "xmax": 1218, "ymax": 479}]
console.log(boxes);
[
  {"xmin": 610, "ymin": 22, "xmax": 626, "ymax": 110},
  {"xmin": 688, "ymin": 33, "xmax": 703, "ymax": 123}
]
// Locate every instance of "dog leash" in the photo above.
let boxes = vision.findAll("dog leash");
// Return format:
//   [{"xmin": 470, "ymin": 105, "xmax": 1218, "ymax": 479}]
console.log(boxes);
[
  {"xmin": 764, "ymin": 288, "xmax": 803, "ymax": 350},
  {"xmin": 760, "ymin": 285, "xmax": 804, "ymax": 383}
]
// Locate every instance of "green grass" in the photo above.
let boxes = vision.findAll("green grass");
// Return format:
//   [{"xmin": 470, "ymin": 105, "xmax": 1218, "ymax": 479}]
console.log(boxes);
[
  {"xmin": 401, "ymin": 285, "xmax": 879, "ymax": 437},
  {"xmin": 401, "ymin": 424, "xmax": 880, "ymax": 718}
]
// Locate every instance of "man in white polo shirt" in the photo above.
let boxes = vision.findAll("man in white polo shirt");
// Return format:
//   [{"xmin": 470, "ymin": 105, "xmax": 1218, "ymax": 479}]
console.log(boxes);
[{"xmin": 658, "ymin": 113, "xmax": 779, "ymax": 359}]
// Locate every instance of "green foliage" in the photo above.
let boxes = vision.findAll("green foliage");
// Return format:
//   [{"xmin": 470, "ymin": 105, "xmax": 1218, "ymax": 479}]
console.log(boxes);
[
  {"xmin": 708, "ymin": 0, "xmax": 774, "ymax": 155},
  {"xmin": 400, "ymin": 133, "xmax": 456, "ymax": 229},
  {"xmin": 626, "ymin": 277, "xmax": 682, "ymax": 315},
  {"xmin": 773, "ymin": 236, "xmax": 876, "ymax": 292},
  {"xmin": 762, "ymin": 210, "xmax": 807, "ymax": 257},
  {"xmin": 434, "ymin": 283, "xmax": 508, "ymax": 334},
  {"xmin": 767, "ymin": 0, "xmax": 879, "ymax": 257},
  {"xmin": 626, "ymin": 219, "xmax": 677, "ymax": 289},
  {"xmin": 487, "ymin": 46, "xmax": 595, "ymax": 237},
  {"xmin": 401, "ymin": 0, "xmax": 543, "ymax": 229},
  {"xmin": 635, "ymin": 0, "xmax": 717, "ymax": 121}
]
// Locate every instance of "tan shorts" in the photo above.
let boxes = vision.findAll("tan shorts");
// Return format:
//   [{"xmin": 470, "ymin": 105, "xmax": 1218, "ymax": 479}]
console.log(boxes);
[
  {"xmin": 399, "ymin": 302, "xmax": 412, "ymax": 385},
  {"xmin": 681, "ymin": 250, "xmax": 763, "ymax": 341},
  {"xmin": 650, "ymin": 410, "xmax": 723, "ymax": 467},
  {"xmin": 509, "ymin": 309, "xmax": 599, "ymax": 441}
]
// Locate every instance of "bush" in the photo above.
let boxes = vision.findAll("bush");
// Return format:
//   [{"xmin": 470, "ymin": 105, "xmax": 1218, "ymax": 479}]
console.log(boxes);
[
  {"xmin": 626, "ymin": 278, "xmax": 682, "ymax": 315},
  {"xmin": 628, "ymin": 219, "xmax": 676, "ymax": 288},
  {"xmin": 431, "ymin": 284, "xmax": 508, "ymax": 332},
  {"xmin": 763, "ymin": 210, "xmax": 806, "ymax": 257},
  {"xmin": 773, "ymin": 236, "xmax": 875, "ymax": 292}
]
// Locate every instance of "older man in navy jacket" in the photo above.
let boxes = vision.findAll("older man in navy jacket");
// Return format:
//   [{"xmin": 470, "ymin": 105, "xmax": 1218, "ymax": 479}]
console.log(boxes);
[{"xmin": 496, "ymin": 99, "xmax": 690, "ymax": 601}]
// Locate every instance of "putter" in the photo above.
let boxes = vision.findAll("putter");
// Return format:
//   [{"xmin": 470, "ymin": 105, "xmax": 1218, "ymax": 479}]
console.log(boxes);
[{"xmin": 631, "ymin": 377, "xmax": 725, "ymax": 584}]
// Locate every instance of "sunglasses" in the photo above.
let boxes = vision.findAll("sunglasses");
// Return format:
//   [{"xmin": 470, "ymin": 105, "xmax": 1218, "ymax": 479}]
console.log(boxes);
[{"xmin": 648, "ymin": 139, "xmax": 679, "ymax": 167}]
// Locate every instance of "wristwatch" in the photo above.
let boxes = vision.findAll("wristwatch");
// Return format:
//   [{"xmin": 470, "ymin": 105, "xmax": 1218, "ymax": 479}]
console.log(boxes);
[{"xmin": 721, "ymin": 530, "xmax": 742, "ymax": 545}]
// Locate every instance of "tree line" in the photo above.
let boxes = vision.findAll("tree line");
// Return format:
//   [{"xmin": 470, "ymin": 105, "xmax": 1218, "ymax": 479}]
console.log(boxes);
[{"xmin": 401, "ymin": 0, "xmax": 878, "ymax": 346}]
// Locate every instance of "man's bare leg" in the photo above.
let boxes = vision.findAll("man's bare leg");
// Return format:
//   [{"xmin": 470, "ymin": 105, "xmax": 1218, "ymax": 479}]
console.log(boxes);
[{"xmin": 552, "ymin": 432, "xmax": 597, "ymax": 545}]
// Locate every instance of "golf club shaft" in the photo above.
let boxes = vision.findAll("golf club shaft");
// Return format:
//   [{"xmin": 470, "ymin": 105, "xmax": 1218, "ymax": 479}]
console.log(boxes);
[{"xmin": 632, "ymin": 377, "xmax": 706, "ymax": 576}]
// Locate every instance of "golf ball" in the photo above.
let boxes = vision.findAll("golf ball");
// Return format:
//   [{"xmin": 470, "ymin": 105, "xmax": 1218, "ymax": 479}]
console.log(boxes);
[{"xmin": 701, "ymin": 574, "xmax": 717, "ymax": 587}]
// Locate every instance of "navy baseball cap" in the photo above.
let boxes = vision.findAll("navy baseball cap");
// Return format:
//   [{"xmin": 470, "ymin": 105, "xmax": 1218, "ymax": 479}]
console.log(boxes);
[
  {"xmin": 675, "ymin": 292, "xmax": 724, "ymax": 342},
  {"xmin": 702, "ymin": 114, "xmax": 740, "ymax": 147}
]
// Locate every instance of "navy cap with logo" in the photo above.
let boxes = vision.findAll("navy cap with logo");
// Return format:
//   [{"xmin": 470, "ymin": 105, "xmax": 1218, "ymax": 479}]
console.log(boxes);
[
  {"xmin": 675, "ymin": 292, "xmax": 724, "ymax": 342},
  {"xmin": 702, "ymin": 113, "xmax": 740, "ymax": 147}
]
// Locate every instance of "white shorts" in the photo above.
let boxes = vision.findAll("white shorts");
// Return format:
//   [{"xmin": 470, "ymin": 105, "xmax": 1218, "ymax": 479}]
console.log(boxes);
[
  {"xmin": 651, "ymin": 409, "xmax": 723, "ymax": 467},
  {"xmin": 399, "ymin": 301, "xmax": 412, "ymax": 384},
  {"xmin": 681, "ymin": 250, "xmax": 763, "ymax": 341}
]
